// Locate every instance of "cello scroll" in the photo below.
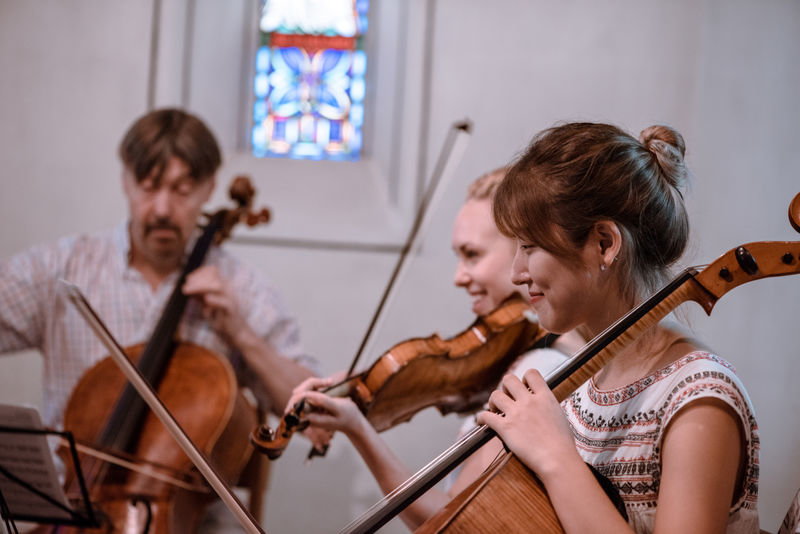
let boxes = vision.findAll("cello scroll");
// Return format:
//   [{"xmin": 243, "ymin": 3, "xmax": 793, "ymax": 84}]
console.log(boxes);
[{"xmin": 212, "ymin": 175, "xmax": 271, "ymax": 244}]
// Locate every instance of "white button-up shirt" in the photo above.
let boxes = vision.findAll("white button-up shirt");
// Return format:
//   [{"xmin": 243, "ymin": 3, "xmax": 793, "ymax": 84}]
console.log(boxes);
[{"xmin": 0, "ymin": 222, "xmax": 314, "ymax": 427}]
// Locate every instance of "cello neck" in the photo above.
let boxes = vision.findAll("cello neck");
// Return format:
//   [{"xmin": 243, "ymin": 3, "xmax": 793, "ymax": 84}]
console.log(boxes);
[{"xmin": 97, "ymin": 211, "xmax": 225, "ymax": 452}]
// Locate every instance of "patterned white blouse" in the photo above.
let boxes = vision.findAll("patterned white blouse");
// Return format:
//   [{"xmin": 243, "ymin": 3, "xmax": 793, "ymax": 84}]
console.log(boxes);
[{"xmin": 563, "ymin": 351, "xmax": 759, "ymax": 533}]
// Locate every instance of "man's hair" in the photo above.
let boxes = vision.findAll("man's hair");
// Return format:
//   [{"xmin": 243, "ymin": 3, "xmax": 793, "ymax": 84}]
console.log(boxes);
[{"xmin": 118, "ymin": 108, "xmax": 222, "ymax": 182}]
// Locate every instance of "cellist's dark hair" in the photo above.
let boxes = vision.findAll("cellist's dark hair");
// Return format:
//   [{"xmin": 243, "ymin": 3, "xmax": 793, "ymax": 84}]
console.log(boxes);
[
  {"xmin": 493, "ymin": 122, "xmax": 690, "ymax": 300},
  {"xmin": 118, "ymin": 108, "xmax": 221, "ymax": 183}
]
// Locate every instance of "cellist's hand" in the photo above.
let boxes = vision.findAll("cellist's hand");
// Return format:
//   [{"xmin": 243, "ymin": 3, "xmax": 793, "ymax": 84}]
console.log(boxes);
[
  {"xmin": 285, "ymin": 374, "xmax": 368, "ymax": 445},
  {"xmin": 476, "ymin": 369, "xmax": 582, "ymax": 483},
  {"xmin": 183, "ymin": 265, "xmax": 251, "ymax": 344}
]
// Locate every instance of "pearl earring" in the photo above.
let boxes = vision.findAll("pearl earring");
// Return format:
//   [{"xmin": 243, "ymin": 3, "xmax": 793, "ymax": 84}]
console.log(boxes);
[{"xmin": 600, "ymin": 264, "xmax": 607, "ymax": 272}]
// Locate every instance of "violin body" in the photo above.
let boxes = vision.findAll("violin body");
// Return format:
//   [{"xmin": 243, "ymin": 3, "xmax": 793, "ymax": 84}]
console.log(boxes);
[
  {"xmin": 354, "ymin": 294, "xmax": 543, "ymax": 431},
  {"xmin": 59, "ymin": 342, "xmax": 256, "ymax": 533}
]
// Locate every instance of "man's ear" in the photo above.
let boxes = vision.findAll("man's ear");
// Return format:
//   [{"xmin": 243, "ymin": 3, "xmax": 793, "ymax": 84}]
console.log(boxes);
[{"xmin": 591, "ymin": 220, "xmax": 622, "ymax": 267}]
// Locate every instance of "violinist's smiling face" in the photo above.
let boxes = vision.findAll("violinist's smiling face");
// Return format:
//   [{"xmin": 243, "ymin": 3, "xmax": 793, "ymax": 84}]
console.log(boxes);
[
  {"xmin": 123, "ymin": 156, "xmax": 214, "ymax": 273},
  {"xmin": 452, "ymin": 199, "xmax": 520, "ymax": 315}
]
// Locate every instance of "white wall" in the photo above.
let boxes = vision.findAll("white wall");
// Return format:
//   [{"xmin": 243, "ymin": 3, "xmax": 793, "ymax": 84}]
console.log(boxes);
[{"xmin": 1, "ymin": 0, "xmax": 798, "ymax": 531}]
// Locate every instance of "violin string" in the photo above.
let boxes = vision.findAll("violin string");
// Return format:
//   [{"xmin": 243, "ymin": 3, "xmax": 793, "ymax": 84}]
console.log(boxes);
[{"xmin": 321, "ymin": 371, "xmax": 365, "ymax": 394}]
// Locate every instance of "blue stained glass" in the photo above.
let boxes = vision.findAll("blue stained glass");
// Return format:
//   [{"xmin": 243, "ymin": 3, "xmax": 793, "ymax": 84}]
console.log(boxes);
[
  {"xmin": 350, "ymin": 78, "xmax": 365, "ymax": 103},
  {"xmin": 274, "ymin": 120, "xmax": 285, "ymax": 139},
  {"xmin": 352, "ymin": 50, "xmax": 367, "ymax": 76},
  {"xmin": 350, "ymin": 103, "xmax": 364, "ymax": 127},
  {"xmin": 278, "ymin": 48, "xmax": 304, "ymax": 72},
  {"xmin": 320, "ymin": 49, "xmax": 345, "ymax": 73},
  {"xmin": 329, "ymin": 120, "xmax": 341, "ymax": 142},
  {"xmin": 254, "ymin": 73, "xmax": 269, "ymax": 98},
  {"xmin": 317, "ymin": 119, "xmax": 330, "ymax": 145},
  {"xmin": 256, "ymin": 47, "xmax": 270, "ymax": 72},
  {"xmin": 252, "ymin": 125, "xmax": 266, "ymax": 145},
  {"xmin": 254, "ymin": 100, "xmax": 267, "ymax": 121},
  {"xmin": 251, "ymin": 0, "xmax": 369, "ymax": 161}
]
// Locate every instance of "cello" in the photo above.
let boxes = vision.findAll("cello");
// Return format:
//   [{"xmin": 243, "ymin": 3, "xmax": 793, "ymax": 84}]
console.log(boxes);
[
  {"xmin": 54, "ymin": 177, "xmax": 269, "ymax": 533},
  {"xmin": 338, "ymin": 192, "xmax": 800, "ymax": 533}
]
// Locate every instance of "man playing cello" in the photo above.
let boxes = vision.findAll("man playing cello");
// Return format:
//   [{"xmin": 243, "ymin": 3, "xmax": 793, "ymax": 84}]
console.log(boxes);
[{"xmin": 0, "ymin": 108, "xmax": 316, "ymax": 531}]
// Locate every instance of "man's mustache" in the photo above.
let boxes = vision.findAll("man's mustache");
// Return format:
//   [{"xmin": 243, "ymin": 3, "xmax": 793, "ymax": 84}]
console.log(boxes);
[{"xmin": 144, "ymin": 220, "xmax": 182, "ymax": 238}]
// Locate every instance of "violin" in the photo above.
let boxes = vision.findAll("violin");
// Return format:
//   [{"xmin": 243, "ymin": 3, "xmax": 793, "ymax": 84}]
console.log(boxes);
[
  {"xmin": 53, "ymin": 177, "xmax": 270, "ymax": 533},
  {"xmin": 250, "ymin": 293, "xmax": 545, "ymax": 459},
  {"xmin": 339, "ymin": 192, "xmax": 800, "ymax": 534},
  {"xmin": 251, "ymin": 120, "xmax": 478, "ymax": 460}
]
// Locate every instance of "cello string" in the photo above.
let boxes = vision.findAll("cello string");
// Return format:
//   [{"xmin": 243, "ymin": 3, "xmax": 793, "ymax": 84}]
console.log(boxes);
[{"xmin": 64, "ymin": 439, "xmax": 208, "ymax": 492}]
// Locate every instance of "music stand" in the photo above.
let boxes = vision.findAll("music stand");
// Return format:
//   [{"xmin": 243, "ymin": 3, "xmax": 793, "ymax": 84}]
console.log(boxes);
[{"xmin": 0, "ymin": 420, "xmax": 98, "ymax": 532}]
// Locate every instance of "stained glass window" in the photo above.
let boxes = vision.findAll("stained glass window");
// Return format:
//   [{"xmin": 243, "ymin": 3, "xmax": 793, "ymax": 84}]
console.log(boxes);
[{"xmin": 251, "ymin": 0, "xmax": 369, "ymax": 161}]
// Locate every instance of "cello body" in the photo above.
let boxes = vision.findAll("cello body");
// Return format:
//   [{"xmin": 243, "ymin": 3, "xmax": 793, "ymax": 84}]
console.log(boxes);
[
  {"xmin": 416, "ymin": 454, "xmax": 564, "ymax": 534},
  {"xmin": 60, "ymin": 343, "xmax": 256, "ymax": 533}
]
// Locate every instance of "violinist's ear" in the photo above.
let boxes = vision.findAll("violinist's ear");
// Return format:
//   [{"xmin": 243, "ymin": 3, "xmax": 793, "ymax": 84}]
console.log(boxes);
[{"xmin": 585, "ymin": 220, "xmax": 623, "ymax": 268}]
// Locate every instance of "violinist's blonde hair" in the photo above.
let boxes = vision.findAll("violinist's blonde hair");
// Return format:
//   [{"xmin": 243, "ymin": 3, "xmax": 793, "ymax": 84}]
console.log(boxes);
[{"xmin": 466, "ymin": 167, "xmax": 510, "ymax": 201}]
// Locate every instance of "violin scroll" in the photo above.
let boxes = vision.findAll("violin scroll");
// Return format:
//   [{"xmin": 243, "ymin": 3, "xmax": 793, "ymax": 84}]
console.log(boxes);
[{"xmin": 250, "ymin": 404, "xmax": 310, "ymax": 460}]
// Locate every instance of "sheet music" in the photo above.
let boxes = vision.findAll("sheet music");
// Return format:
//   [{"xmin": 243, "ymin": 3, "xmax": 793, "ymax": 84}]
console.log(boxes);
[{"xmin": 0, "ymin": 404, "xmax": 71, "ymax": 519}]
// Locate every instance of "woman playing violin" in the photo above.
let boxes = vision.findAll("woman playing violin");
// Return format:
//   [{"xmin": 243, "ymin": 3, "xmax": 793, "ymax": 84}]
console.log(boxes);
[
  {"xmin": 286, "ymin": 168, "xmax": 584, "ymax": 529},
  {"xmin": 478, "ymin": 122, "xmax": 759, "ymax": 532}
]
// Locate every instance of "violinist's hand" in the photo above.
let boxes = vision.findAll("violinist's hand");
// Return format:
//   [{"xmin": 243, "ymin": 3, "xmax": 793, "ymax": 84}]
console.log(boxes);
[
  {"xmin": 285, "ymin": 374, "xmax": 368, "ymax": 448},
  {"xmin": 476, "ymin": 369, "xmax": 582, "ymax": 484},
  {"xmin": 183, "ymin": 265, "xmax": 251, "ymax": 345}
]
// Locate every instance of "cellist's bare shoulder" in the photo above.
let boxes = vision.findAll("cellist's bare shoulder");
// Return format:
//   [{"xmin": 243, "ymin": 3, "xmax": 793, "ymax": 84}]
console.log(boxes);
[{"xmin": 655, "ymin": 397, "xmax": 743, "ymax": 533}]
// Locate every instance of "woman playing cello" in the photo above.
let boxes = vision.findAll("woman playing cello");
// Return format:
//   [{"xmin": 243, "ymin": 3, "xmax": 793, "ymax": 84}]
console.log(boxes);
[
  {"xmin": 478, "ymin": 122, "xmax": 759, "ymax": 532},
  {"xmin": 285, "ymin": 168, "xmax": 584, "ymax": 529}
]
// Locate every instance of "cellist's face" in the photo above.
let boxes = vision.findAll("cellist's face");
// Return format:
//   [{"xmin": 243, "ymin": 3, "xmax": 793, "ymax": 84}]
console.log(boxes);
[
  {"xmin": 123, "ymin": 156, "xmax": 214, "ymax": 270},
  {"xmin": 452, "ymin": 199, "xmax": 520, "ymax": 315}
]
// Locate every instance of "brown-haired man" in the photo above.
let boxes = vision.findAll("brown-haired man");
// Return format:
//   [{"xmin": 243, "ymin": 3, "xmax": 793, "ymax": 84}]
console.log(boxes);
[{"xmin": 0, "ymin": 108, "xmax": 316, "ymax": 530}]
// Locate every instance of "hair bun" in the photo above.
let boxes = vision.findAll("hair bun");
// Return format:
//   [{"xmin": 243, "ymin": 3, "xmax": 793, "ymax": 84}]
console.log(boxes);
[{"xmin": 638, "ymin": 125, "xmax": 688, "ymax": 189}]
